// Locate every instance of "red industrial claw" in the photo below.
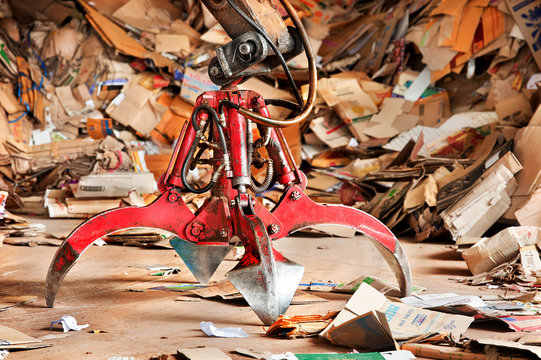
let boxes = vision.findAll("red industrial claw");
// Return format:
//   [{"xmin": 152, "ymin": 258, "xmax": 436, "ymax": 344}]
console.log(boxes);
[{"xmin": 46, "ymin": 89, "xmax": 412, "ymax": 325}]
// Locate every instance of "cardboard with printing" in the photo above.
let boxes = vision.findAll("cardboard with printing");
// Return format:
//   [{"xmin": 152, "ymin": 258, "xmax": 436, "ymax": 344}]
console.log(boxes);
[
  {"xmin": 520, "ymin": 245, "xmax": 541, "ymax": 276},
  {"xmin": 321, "ymin": 283, "xmax": 473, "ymax": 346},
  {"xmin": 506, "ymin": 0, "xmax": 541, "ymax": 69}
]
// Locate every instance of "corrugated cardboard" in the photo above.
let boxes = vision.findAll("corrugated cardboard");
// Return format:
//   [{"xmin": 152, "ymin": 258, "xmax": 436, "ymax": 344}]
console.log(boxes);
[
  {"xmin": 177, "ymin": 347, "xmax": 231, "ymax": 360},
  {"xmin": 462, "ymin": 226, "xmax": 541, "ymax": 275}
]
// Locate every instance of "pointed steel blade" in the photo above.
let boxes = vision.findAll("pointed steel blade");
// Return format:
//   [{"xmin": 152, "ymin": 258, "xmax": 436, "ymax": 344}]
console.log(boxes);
[
  {"xmin": 226, "ymin": 255, "xmax": 304, "ymax": 325},
  {"xmin": 46, "ymin": 242, "xmax": 81, "ymax": 307},
  {"xmin": 170, "ymin": 237, "xmax": 232, "ymax": 283}
]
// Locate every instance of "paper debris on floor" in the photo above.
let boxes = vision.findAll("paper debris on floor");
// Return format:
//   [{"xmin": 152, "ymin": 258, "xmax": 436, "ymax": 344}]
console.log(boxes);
[
  {"xmin": 50, "ymin": 315, "xmax": 90, "ymax": 332},
  {"xmin": 200, "ymin": 321, "xmax": 248, "ymax": 338}
]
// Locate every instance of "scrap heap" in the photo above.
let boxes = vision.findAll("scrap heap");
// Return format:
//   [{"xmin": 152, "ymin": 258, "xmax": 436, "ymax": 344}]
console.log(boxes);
[{"xmin": 0, "ymin": 0, "xmax": 539, "ymax": 279}]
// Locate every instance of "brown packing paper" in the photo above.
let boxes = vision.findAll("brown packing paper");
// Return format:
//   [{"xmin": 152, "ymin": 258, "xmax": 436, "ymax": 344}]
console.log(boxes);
[{"xmin": 407, "ymin": 19, "xmax": 458, "ymax": 72}]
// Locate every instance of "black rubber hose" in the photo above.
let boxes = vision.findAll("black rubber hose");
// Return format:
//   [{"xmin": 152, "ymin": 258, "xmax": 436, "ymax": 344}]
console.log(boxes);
[
  {"xmin": 181, "ymin": 105, "xmax": 229, "ymax": 193},
  {"xmin": 246, "ymin": 121, "xmax": 275, "ymax": 193},
  {"xmin": 218, "ymin": 100, "xmax": 240, "ymax": 115},
  {"xmin": 264, "ymin": 98, "xmax": 301, "ymax": 113}
]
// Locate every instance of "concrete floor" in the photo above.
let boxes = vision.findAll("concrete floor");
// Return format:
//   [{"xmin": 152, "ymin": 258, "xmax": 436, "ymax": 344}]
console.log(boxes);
[{"xmin": 0, "ymin": 218, "xmax": 521, "ymax": 359}]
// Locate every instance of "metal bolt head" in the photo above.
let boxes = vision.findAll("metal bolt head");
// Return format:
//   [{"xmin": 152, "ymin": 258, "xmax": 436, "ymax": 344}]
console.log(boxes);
[
  {"xmin": 238, "ymin": 42, "xmax": 252, "ymax": 55},
  {"xmin": 290, "ymin": 191, "xmax": 301, "ymax": 201},
  {"xmin": 220, "ymin": 229, "xmax": 228, "ymax": 237},
  {"xmin": 191, "ymin": 227, "xmax": 200, "ymax": 236},
  {"xmin": 210, "ymin": 66, "xmax": 220, "ymax": 76},
  {"xmin": 168, "ymin": 193, "xmax": 178, "ymax": 203},
  {"xmin": 268, "ymin": 223, "xmax": 280, "ymax": 235}
]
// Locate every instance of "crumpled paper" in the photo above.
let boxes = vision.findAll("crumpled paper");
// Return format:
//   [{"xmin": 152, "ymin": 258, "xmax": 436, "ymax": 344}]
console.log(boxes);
[
  {"xmin": 200, "ymin": 321, "xmax": 248, "ymax": 338},
  {"xmin": 50, "ymin": 315, "xmax": 89, "ymax": 332}
]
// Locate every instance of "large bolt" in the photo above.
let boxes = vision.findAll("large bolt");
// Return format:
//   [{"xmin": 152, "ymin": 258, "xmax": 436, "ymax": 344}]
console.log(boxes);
[
  {"xmin": 191, "ymin": 227, "xmax": 200, "ymax": 236},
  {"xmin": 238, "ymin": 42, "xmax": 252, "ymax": 55},
  {"xmin": 290, "ymin": 191, "xmax": 301, "ymax": 201},
  {"xmin": 210, "ymin": 66, "xmax": 220, "ymax": 77},
  {"xmin": 168, "ymin": 193, "xmax": 178, "ymax": 203},
  {"xmin": 220, "ymin": 229, "xmax": 228, "ymax": 237},
  {"xmin": 268, "ymin": 224, "xmax": 280, "ymax": 235}
]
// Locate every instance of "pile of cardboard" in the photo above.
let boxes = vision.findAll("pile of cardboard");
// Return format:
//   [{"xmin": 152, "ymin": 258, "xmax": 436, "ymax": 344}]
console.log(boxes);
[{"xmin": 0, "ymin": 0, "xmax": 538, "ymax": 249}]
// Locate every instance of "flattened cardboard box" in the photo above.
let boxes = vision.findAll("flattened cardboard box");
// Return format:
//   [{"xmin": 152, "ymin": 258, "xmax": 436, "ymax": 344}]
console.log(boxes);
[{"xmin": 321, "ymin": 283, "xmax": 473, "ymax": 346}]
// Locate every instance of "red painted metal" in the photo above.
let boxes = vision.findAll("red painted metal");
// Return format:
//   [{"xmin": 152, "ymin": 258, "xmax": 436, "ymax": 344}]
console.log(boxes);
[
  {"xmin": 46, "ymin": 88, "xmax": 411, "ymax": 317},
  {"xmin": 271, "ymin": 185, "xmax": 397, "ymax": 252}
]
